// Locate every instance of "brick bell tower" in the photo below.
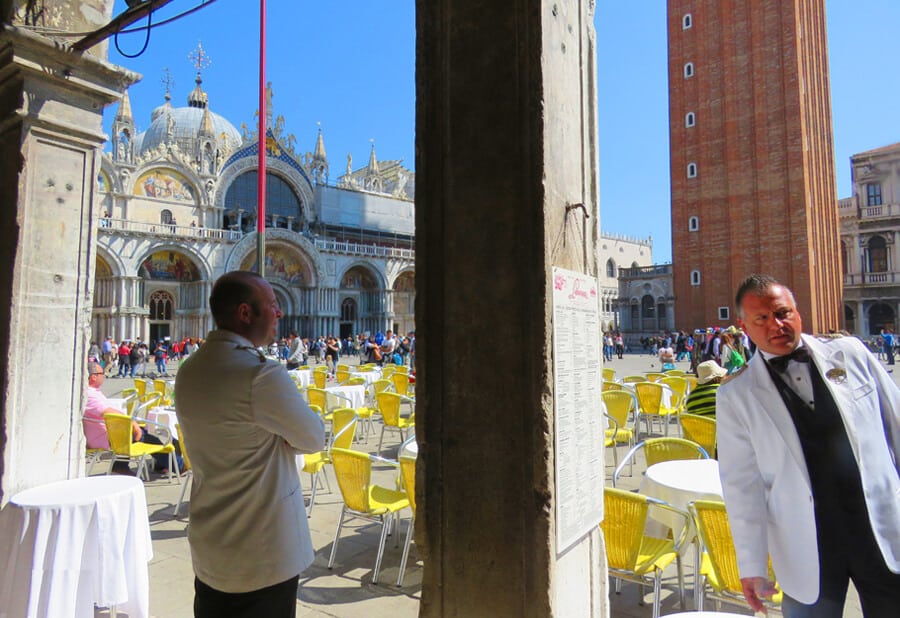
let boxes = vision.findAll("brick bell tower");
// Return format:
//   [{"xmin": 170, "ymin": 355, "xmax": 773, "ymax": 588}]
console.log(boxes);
[{"xmin": 668, "ymin": 0, "xmax": 842, "ymax": 332}]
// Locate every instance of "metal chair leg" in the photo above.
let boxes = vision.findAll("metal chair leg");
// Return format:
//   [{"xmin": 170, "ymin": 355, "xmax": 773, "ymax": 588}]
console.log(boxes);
[
  {"xmin": 373, "ymin": 514, "xmax": 391, "ymax": 584},
  {"xmin": 396, "ymin": 517, "xmax": 415, "ymax": 587},
  {"xmin": 652, "ymin": 570, "xmax": 662, "ymax": 618},
  {"xmin": 328, "ymin": 506, "xmax": 348, "ymax": 569}
]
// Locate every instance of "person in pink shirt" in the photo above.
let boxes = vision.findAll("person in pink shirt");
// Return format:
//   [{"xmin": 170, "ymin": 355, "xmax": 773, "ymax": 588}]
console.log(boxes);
[
  {"xmin": 83, "ymin": 362, "xmax": 174, "ymax": 472},
  {"xmin": 84, "ymin": 362, "xmax": 142, "ymax": 449}
]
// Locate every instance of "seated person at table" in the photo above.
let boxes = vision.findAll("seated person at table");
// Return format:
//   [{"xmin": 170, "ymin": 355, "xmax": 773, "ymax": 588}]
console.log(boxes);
[
  {"xmin": 684, "ymin": 360, "xmax": 727, "ymax": 417},
  {"xmin": 83, "ymin": 362, "xmax": 178, "ymax": 473}
]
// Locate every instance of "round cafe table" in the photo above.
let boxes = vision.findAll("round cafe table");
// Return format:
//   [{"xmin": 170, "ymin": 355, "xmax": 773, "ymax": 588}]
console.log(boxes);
[
  {"xmin": 640, "ymin": 458, "xmax": 723, "ymax": 609},
  {"xmin": 0, "ymin": 475, "xmax": 153, "ymax": 618}
]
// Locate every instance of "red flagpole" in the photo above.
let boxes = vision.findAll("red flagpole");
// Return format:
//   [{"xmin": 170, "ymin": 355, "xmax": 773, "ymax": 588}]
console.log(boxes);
[{"xmin": 256, "ymin": 0, "xmax": 267, "ymax": 276}]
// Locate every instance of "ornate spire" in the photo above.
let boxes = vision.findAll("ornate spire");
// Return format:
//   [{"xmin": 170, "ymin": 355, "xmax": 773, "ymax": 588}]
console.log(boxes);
[
  {"xmin": 187, "ymin": 41, "xmax": 211, "ymax": 109},
  {"xmin": 313, "ymin": 126, "xmax": 327, "ymax": 162},
  {"xmin": 366, "ymin": 141, "xmax": 379, "ymax": 175},
  {"xmin": 199, "ymin": 105, "xmax": 214, "ymax": 136},
  {"xmin": 115, "ymin": 89, "xmax": 133, "ymax": 122}
]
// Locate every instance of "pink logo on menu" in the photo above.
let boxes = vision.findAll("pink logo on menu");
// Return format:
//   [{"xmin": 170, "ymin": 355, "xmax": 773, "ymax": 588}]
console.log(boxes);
[
  {"xmin": 569, "ymin": 279, "xmax": 589, "ymax": 301},
  {"xmin": 554, "ymin": 274, "xmax": 567, "ymax": 291}
]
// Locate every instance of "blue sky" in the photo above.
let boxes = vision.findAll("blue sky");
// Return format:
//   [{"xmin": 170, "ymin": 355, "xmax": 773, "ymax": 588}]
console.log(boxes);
[{"xmin": 106, "ymin": 1, "xmax": 900, "ymax": 263}]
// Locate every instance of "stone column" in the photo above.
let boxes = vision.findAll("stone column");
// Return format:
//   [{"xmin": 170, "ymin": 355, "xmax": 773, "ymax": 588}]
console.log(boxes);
[
  {"xmin": 0, "ymin": 24, "xmax": 137, "ymax": 500},
  {"xmin": 416, "ymin": 1, "xmax": 605, "ymax": 615}
]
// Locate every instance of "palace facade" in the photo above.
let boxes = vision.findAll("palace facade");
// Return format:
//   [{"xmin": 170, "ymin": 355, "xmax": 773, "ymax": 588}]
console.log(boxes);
[
  {"xmin": 94, "ymin": 74, "xmax": 415, "ymax": 344},
  {"xmin": 839, "ymin": 142, "xmax": 900, "ymax": 336}
]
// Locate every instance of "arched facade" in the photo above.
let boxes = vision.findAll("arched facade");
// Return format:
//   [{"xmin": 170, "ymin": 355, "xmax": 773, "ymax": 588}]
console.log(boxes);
[{"xmin": 94, "ymin": 81, "xmax": 416, "ymax": 345}]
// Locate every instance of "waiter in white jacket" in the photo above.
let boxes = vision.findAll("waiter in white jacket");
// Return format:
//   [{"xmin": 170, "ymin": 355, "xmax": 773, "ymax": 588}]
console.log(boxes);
[
  {"xmin": 718, "ymin": 274, "xmax": 900, "ymax": 617},
  {"xmin": 176, "ymin": 271, "xmax": 325, "ymax": 617}
]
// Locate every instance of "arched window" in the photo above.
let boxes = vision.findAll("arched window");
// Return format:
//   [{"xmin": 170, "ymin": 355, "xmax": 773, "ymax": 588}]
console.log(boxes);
[
  {"xmin": 691, "ymin": 270, "xmax": 701, "ymax": 286},
  {"xmin": 688, "ymin": 216, "xmax": 699, "ymax": 231},
  {"xmin": 224, "ymin": 171, "xmax": 303, "ymax": 231},
  {"xmin": 687, "ymin": 162, "xmax": 698, "ymax": 178},
  {"xmin": 160, "ymin": 209, "xmax": 173, "ymax": 224},
  {"xmin": 684, "ymin": 62, "xmax": 694, "ymax": 78},
  {"xmin": 149, "ymin": 290, "xmax": 174, "ymax": 321},
  {"xmin": 641, "ymin": 295, "xmax": 655, "ymax": 319},
  {"xmin": 341, "ymin": 298, "xmax": 358, "ymax": 322},
  {"xmin": 868, "ymin": 302, "xmax": 895, "ymax": 336},
  {"xmin": 606, "ymin": 259, "xmax": 616, "ymax": 278},
  {"xmin": 682, "ymin": 14, "xmax": 692, "ymax": 29},
  {"xmin": 868, "ymin": 236, "xmax": 888, "ymax": 273},
  {"xmin": 685, "ymin": 112, "xmax": 696, "ymax": 127}
]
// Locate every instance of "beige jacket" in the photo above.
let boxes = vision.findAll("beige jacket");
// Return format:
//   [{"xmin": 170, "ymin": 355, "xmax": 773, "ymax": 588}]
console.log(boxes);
[{"xmin": 175, "ymin": 329, "xmax": 325, "ymax": 593}]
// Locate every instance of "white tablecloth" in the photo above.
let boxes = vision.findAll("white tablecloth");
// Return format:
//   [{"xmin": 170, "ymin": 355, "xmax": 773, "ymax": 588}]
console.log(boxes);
[
  {"xmin": 0, "ymin": 476, "xmax": 153, "ymax": 618},
  {"xmin": 146, "ymin": 407, "xmax": 179, "ymax": 439},
  {"xmin": 641, "ymin": 459, "xmax": 722, "ymax": 544},
  {"xmin": 325, "ymin": 385, "xmax": 367, "ymax": 410},
  {"xmin": 288, "ymin": 369, "xmax": 312, "ymax": 389},
  {"xmin": 348, "ymin": 370, "xmax": 381, "ymax": 386}
]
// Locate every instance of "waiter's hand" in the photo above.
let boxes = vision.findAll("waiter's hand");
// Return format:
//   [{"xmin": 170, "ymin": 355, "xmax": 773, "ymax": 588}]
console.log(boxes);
[{"xmin": 741, "ymin": 576, "xmax": 777, "ymax": 614}]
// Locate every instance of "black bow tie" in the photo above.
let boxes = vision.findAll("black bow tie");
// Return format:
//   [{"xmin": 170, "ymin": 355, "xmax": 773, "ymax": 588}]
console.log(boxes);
[{"xmin": 769, "ymin": 347, "xmax": 810, "ymax": 373}]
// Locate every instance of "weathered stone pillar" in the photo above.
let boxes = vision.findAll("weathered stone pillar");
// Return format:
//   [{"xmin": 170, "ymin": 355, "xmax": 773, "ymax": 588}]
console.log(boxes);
[
  {"xmin": 416, "ymin": 1, "xmax": 606, "ymax": 616},
  {"xmin": 0, "ymin": 19, "xmax": 136, "ymax": 501}
]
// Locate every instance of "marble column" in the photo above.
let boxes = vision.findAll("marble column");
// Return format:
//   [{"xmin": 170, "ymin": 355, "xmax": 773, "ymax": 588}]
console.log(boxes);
[{"xmin": 0, "ymin": 23, "xmax": 136, "ymax": 500}]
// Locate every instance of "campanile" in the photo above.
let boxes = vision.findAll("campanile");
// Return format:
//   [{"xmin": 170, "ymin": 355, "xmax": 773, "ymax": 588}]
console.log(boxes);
[{"xmin": 668, "ymin": 0, "xmax": 841, "ymax": 331}]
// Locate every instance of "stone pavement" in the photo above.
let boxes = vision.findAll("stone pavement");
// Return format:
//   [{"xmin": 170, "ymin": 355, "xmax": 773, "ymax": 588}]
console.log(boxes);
[{"xmin": 97, "ymin": 344, "xmax": 889, "ymax": 617}]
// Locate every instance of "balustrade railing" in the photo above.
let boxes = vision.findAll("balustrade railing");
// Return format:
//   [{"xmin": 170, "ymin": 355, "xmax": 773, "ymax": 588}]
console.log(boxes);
[
  {"xmin": 313, "ymin": 237, "xmax": 415, "ymax": 259},
  {"xmin": 844, "ymin": 271, "xmax": 900, "ymax": 286},
  {"xmin": 98, "ymin": 218, "xmax": 242, "ymax": 241},
  {"xmin": 97, "ymin": 218, "xmax": 417, "ymax": 260}
]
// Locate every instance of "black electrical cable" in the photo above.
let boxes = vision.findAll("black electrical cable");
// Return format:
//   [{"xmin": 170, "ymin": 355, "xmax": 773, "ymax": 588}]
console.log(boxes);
[
  {"xmin": 119, "ymin": 0, "xmax": 220, "ymax": 35},
  {"xmin": 114, "ymin": 7, "xmax": 152, "ymax": 58}
]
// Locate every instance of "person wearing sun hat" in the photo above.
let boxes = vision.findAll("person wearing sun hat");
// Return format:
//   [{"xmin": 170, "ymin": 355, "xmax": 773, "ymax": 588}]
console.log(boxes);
[{"xmin": 685, "ymin": 359, "xmax": 728, "ymax": 417}]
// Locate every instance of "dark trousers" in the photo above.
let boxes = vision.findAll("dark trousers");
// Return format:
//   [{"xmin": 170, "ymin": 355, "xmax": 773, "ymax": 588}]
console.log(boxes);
[
  {"xmin": 782, "ymin": 516, "xmax": 900, "ymax": 617},
  {"xmin": 194, "ymin": 575, "xmax": 298, "ymax": 618}
]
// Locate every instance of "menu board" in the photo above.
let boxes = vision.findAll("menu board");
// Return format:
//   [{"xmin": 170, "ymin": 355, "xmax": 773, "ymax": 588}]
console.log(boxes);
[{"xmin": 552, "ymin": 266, "xmax": 604, "ymax": 553}]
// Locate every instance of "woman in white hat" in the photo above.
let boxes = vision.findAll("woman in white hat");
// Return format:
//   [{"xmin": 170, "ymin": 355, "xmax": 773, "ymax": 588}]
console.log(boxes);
[{"xmin": 685, "ymin": 360, "xmax": 728, "ymax": 417}]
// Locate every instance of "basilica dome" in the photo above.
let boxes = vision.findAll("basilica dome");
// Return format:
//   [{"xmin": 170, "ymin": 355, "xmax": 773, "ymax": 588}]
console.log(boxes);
[{"xmin": 134, "ymin": 78, "xmax": 242, "ymax": 158}]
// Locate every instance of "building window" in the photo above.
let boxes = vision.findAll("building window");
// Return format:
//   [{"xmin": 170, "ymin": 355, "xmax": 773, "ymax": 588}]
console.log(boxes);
[
  {"xmin": 685, "ymin": 112, "xmax": 696, "ymax": 128},
  {"xmin": 841, "ymin": 241, "xmax": 848, "ymax": 276},
  {"xmin": 630, "ymin": 303, "xmax": 639, "ymax": 324},
  {"xmin": 684, "ymin": 62, "xmax": 694, "ymax": 78},
  {"xmin": 687, "ymin": 163, "xmax": 698, "ymax": 178},
  {"xmin": 340, "ymin": 298, "xmax": 357, "ymax": 322},
  {"xmin": 688, "ymin": 216, "xmax": 699, "ymax": 231},
  {"xmin": 718, "ymin": 306, "xmax": 730, "ymax": 321},
  {"xmin": 606, "ymin": 259, "xmax": 616, "ymax": 278},
  {"xmin": 149, "ymin": 290, "xmax": 174, "ymax": 321},
  {"xmin": 224, "ymin": 171, "xmax": 303, "ymax": 231},
  {"xmin": 691, "ymin": 270, "xmax": 701, "ymax": 286},
  {"xmin": 683, "ymin": 14, "xmax": 692, "ymax": 29},
  {"xmin": 641, "ymin": 295, "xmax": 655, "ymax": 319},
  {"xmin": 160, "ymin": 209, "xmax": 173, "ymax": 225},
  {"xmin": 867, "ymin": 183, "xmax": 883, "ymax": 206},
  {"xmin": 868, "ymin": 235, "xmax": 888, "ymax": 273}
]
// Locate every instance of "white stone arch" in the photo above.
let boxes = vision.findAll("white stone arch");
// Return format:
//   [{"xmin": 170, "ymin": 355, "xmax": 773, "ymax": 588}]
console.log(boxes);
[
  {"xmin": 125, "ymin": 161, "xmax": 205, "ymax": 208},
  {"xmin": 95, "ymin": 245, "xmax": 127, "ymax": 278},
  {"xmin": 388, "ymin": 267, "xmax": 416, "ymax": 290},
  {"xmin": 269, "ymin": 281, "xmax": 299, "ymax": 316},
  {"xmin": 338, "ymin": 260, "xmax": 387, "ymax": 292},
  {"xmin": 98, "ymin": 154, "xmax": 122, "ymax": 194},
  {"xmin": 215, "ymin": 155, "xmax": 316, "ymax": 225},
  {"xmin": 135, "ymin": 243, "xmax": 212, "ymax": 283},
  {"xmin": 224, "ymin": 228, "xmax": 325, "ymax": 286}
]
